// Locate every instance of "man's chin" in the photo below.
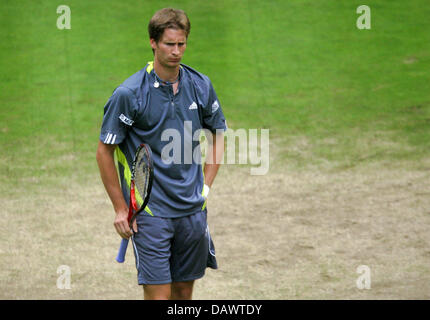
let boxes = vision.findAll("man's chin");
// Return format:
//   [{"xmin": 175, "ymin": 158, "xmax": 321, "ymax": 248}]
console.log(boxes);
[
  {"xmin": 167, "ymin": 60, "xmax": 181, "ymax": 67},
  {"xmin": 158, "ymin": 59, "xmax": 181, "ymax": 69}
]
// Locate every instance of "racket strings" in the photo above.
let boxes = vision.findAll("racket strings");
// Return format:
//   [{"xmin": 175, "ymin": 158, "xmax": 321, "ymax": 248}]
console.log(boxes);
[{"xmin": 133, "ymin": 149, "xmax": 150, "ymax": 209}]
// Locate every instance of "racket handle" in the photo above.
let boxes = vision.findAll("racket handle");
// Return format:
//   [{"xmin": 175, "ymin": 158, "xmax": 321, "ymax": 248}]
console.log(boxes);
[{"xmin": 116, "ymin": 238, "xmax": 129, "ymax": 263}]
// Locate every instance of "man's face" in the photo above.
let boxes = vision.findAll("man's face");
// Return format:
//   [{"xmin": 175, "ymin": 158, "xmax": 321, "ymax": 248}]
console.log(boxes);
[{"xmin": 151, "ymin": 28, "xmax": 187, "ymax": 69}]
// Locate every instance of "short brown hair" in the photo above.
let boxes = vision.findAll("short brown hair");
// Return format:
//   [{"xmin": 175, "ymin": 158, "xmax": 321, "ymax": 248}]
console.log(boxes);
[{"xmin": 148, "ymin": 8, "xmax": 191, "ymax": 42}]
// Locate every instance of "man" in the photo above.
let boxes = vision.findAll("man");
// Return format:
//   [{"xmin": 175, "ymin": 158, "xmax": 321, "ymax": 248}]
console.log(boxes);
[{"xmin": 96, "ymin": 8, "xmax": 227, "ymax": 300}]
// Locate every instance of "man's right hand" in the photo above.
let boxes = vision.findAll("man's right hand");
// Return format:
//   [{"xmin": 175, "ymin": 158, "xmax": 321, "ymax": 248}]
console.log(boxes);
[{"xmin": 114, "ymin": 209, "xmax": 133, "ymax": 239}]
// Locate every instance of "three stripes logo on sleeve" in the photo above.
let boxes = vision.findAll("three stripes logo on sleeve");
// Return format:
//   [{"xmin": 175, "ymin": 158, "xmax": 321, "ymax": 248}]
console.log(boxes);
[{"xmin": 104, "ymin": 133, "xmax": 117, "ymax": 144}]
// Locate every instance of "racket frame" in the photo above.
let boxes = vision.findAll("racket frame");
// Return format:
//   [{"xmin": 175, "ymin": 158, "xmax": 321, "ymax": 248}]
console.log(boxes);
[{"xmin": 116, "ymin": 143, "xmax": 153, "ymax": 263}]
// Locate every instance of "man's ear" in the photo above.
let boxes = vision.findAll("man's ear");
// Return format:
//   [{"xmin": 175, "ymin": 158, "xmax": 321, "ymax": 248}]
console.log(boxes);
[{"xmin": 150, "ymin": 38, "xmax": 157, "ymax": 51}]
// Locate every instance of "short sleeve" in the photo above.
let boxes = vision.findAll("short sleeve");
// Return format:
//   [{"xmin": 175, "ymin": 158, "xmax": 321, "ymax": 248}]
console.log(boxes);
[
  {"xmin": 99, "ymin": 86, "xmax": 138, "ymax": 145},
  {"xmin": 201, "ymin": 81, "xmax": 227, "ymax": 133}
]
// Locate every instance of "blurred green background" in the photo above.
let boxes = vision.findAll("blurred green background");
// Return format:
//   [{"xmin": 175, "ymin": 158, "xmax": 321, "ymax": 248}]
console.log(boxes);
[
  {"xmin": 1, "ymin": 0, "xmax": 429, "ymax": 187},
  {"xmin": 1, "ymin": 0, "xmax": 430, "ymax": 301}
]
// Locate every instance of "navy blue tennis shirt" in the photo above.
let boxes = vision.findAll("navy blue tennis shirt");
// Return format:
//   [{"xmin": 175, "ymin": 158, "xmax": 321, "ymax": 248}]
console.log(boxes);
[{"xmin": 100, "ymin": 61, "xmax": 227, "ymax": 218}]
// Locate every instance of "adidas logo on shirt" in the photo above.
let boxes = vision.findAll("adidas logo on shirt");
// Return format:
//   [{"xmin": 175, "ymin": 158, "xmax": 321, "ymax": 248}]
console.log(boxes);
[
  {"xmin": 189, "ymin": 102, "xmax": 198, "ymax": 110},
  {"xmin": 212, "ymin": 100, "xmax": 220, "ymax": 113}
]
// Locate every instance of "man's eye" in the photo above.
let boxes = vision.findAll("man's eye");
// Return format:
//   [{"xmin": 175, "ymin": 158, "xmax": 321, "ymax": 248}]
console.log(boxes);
[{"xmin": 165, "ymin": 43, "xmax": 185, "ymax": 46}]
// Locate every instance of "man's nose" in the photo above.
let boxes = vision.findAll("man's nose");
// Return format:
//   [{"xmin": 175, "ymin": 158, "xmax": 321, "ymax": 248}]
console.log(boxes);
[{"xmin": 172, "ymin": 45, "xmax": 180, "ymax": 55}]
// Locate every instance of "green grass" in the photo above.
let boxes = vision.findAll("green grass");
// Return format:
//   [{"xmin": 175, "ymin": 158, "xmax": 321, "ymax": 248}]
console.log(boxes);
[
  {"xmin": 1, "ymin": 1, "xmax": 430, "ymax": 300},
  {"xmin": 1, "ymin": 0, "xmax": 429, "ymax": 188}
]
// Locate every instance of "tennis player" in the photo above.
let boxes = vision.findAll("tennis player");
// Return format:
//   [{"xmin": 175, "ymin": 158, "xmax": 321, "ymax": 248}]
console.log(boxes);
[{"xmin": 96, "ymin": 8, "xmax": 227, "ymax": 300}]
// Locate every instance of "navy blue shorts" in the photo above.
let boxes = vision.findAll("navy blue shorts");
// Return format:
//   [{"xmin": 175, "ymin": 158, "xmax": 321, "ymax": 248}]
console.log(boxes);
[{"xmin": 131, "ymin": 209, "xmax": 217, "ymax": 285}]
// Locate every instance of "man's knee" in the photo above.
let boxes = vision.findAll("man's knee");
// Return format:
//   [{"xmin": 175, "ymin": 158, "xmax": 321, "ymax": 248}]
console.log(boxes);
[
  {"xmin": 171, "ymin": 281, "xmax": 195, "ymax": 300},
  {"xmin": 143, "ymin": 284, "xmax": 171, "ymax": 300}
]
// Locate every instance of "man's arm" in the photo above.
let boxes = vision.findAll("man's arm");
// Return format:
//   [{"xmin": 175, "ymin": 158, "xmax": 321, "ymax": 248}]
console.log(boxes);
[
  {"xmin": 203, "ymin": 131, "xmax": 225, "ymax": 188},
  {"xmin": 96, "ymin": 140, "xmax": 135, "ymax": 238}
]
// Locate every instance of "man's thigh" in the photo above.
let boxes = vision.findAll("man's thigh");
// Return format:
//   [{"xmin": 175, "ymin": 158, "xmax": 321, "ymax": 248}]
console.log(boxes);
[
  {"xmin": 132, "ymin": 215, "xmax": 174, "ymax": 285},
  {"xmin": 133, "ymin": 210, "xmax": 217, "ymax": 286},
  {"xmin": 170, "ymin": 210, "xmax": 214, "ymax": 282}
]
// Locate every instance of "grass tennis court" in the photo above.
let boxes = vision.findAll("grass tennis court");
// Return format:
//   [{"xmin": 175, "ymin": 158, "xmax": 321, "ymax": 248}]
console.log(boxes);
[{"xmin": 1, "ymin": 0, "xmax": 429, "ymax": 299}]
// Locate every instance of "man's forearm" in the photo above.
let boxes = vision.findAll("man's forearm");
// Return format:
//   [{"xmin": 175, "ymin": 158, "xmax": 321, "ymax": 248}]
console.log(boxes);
[
  {"xmin": 96, "ymin": 140, "xmax": 134, "ymax": 238},
  {"xmin": 96, "ymin": 141, "xmax": 128, "ymax": 213},
  {"xmin": 204, "ymin": 132, "xmax": 224, "ymax": 187}
]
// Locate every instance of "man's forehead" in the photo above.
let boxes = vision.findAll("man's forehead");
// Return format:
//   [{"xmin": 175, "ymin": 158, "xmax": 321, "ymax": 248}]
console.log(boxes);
[{"xmin": 160, "ymin": 28, "xmax": 187, "ymax": 42}]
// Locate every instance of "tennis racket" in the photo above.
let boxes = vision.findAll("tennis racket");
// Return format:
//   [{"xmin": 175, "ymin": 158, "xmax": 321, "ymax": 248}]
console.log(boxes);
[{"xmin": 116, "ymin": 143, "xmax": 154, "ymax": 263}]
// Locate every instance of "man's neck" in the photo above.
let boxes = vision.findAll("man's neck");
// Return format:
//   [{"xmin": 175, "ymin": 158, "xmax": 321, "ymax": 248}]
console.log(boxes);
[{"xmin": 153, "ymin": 59, "xmax": 180, "ymax": 83}]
